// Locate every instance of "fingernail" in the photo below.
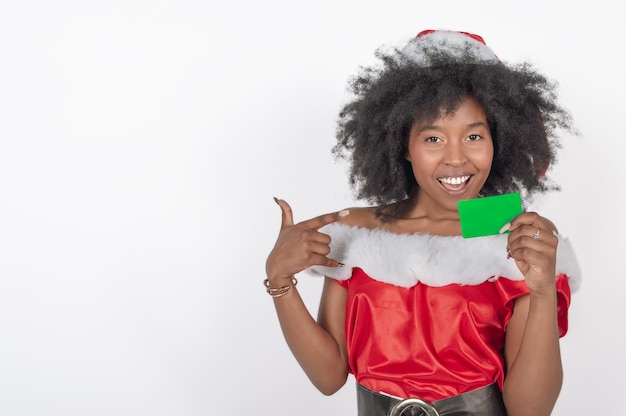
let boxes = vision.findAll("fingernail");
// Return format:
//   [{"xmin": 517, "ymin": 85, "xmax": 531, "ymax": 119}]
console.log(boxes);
[
  {"xmin": 338, "ymin": 209, "xmax": 350, "ymax": 217},
  {"xmin": 499, "ymin": 222, "xmax": 510, "ymax": 234},
  {"xmin": 273, "ymin": 196, "xmax": 279, "ymax": 205}
]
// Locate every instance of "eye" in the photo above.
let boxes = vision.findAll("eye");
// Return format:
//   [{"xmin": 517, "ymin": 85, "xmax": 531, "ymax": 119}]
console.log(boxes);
[
  {"xmin": 425, "ymin": 136, "xmax": 442, "ymax": 143},
  {"xmin": 466, "ymin": 134, "xmax": 482, "ymax": 141}
]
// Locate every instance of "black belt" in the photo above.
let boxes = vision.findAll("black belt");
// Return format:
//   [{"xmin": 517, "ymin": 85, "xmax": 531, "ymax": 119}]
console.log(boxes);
[{"xmin": 356, "ymin": 382, "xmax": 507, "ymax": 416}]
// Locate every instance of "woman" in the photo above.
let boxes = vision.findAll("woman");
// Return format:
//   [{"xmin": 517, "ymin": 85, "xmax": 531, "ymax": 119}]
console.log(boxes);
[{"xmin": 265, "ymin": 29, "xmax": 580, "ymax": 416}]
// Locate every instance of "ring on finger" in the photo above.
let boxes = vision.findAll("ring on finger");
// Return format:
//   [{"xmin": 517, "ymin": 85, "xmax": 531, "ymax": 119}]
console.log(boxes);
[{"xmin": 533, "ymin": 227, "xmax": 541, "ymax": 240}]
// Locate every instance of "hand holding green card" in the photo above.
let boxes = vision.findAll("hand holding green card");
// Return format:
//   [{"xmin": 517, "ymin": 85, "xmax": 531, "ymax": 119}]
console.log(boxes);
[{"xmin": 458, "ymin": 193, "xmax": 523, "ymax": 238}]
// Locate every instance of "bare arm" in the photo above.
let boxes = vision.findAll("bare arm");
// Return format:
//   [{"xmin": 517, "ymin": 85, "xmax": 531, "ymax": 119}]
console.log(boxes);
[
  {"xmin": 502, "ymin": 213, "xmax": 563, "ymax": 416},
  {"xmin": 265, "ymin": 199, "xmax": 350, "ymax": 395},
  {"xmin": 270, "ymin": 277, "xmax": 349, "ymax": 395}
]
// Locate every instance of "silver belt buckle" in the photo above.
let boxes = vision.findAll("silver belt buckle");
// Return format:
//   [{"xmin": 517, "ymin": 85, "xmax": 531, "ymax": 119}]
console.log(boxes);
[{"xmin": 388, "ymin": 397, "xmax": 440, "ymax": 416}]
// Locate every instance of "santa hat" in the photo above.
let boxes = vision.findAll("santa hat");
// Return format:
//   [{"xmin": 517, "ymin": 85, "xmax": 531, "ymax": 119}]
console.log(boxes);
[{"xmin": 401, "ymin": 29, "xmax": 499, "ymax": 66}]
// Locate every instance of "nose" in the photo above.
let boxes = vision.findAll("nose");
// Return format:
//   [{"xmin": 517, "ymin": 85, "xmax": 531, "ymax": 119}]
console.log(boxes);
[{"xmin": 442, "ymin": 139, "xmax": 467, "ymax": 166}]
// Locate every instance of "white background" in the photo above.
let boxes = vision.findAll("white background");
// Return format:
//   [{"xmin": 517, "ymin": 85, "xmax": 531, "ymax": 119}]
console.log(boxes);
[{"xmin": 0, "ymin": 1, "xmax": 623, "ymax": 415}]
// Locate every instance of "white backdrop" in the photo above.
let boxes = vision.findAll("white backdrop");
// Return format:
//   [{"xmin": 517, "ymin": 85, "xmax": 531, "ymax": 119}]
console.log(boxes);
[{"xmin": 0, "ymin": 1, "xmax": 623, "ymax": 415}]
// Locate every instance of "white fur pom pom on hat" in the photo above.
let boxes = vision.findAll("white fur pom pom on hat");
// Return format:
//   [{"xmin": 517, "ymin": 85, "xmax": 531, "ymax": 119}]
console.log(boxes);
[{"xmin": 401, "ymin": 29, "xmax": 499, "ymax": 66}]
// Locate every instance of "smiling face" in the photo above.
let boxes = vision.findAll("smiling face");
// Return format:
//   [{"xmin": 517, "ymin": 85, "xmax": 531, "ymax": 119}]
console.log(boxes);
[{"xmin": 406, "ymin": 96, "xmax": 494, "ymax": 215}]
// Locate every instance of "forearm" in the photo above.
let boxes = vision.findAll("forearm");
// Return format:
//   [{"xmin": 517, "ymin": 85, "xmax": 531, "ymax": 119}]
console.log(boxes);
[
  {"xmin": 503, "ymin": 291, "xmax": 563, "ymax": 416},
  {"xmin": 271, "ymin": 285, "xmax": 348, "ymax": 395}
]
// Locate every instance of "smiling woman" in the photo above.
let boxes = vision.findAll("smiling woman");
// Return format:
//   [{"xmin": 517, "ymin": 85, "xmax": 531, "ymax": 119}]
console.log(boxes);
[
  {"xmin": 405, "ymin": 96, "xmax": 494, "ymax": 213},
  {"xmin": 1, "ymin": 1, "xmax": 621, "ymax": 415},
  {"xmin": 265, "ymin": 29, "xmax": 581, "ymax": 416}
]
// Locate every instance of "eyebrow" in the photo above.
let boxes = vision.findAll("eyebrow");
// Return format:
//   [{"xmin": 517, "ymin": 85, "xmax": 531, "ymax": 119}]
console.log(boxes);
[{"xmin": 415, "ymin": 121, "xmax": 488, "ymax": 132}]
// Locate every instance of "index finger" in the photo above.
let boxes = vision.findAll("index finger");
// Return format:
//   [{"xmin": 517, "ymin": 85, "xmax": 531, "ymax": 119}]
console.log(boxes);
[{"xmin": 300, "ymin": 209, "xmax": 350, "ymax": 230}]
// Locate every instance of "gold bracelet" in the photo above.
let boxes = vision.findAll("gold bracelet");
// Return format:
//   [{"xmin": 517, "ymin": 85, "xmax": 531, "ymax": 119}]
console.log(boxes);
[{"xmin": 263, "ymin": 277, "xmax": 298, "ymax": 298}]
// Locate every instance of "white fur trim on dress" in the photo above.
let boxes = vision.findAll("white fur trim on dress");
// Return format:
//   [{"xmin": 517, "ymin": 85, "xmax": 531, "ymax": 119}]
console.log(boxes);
[{"xmin": 308, "ymin": 223, "xmax": 581, "ymax": 292}]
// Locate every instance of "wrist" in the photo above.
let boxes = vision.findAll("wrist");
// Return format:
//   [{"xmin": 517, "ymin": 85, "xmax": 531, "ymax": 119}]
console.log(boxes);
[
  {"xmin": 265, "ymin": 272, "xmax": 295, "ymax": 287},
  {"xmin": 526, "ymin": 275, "xmax": 558, "ymax": 299},
  {"xmin": 264, "ymin": 260, "xmax": 294, "ymax": 284},
  {"xmin": 263, "ymin": 276, "xmax": 298, "ymax": 298},
  {"xmin": 528, "ymin": 287, "xmax": 558, "ymax": 306}
]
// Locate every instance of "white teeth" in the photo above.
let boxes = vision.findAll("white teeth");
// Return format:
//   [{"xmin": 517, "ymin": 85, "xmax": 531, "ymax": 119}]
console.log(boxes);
[{"xmin": 439, "ymin": 175, "xmax": 470, "ymax": 185}]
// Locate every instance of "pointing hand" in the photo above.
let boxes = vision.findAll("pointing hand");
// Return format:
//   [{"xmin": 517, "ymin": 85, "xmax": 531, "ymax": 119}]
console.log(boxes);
[{"xmin": 265, "ymin": 198, "xmax": 348, "ymax": 285}]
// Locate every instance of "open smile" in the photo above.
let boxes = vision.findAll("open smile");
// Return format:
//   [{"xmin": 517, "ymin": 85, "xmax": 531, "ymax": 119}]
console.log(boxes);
[
  {"xmin": 438, "ymin": 175, "xmax": 471, "ymax": 186},
  {"xmin": 437, "ymin": 175, "xmax": 473, "ymax": 194}
]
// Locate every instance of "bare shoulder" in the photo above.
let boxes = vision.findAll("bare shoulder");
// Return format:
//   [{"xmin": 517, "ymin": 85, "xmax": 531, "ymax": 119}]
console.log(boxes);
[{"xmin": 336, "ymin": 206, "xmax": 380, "ymax": 229}]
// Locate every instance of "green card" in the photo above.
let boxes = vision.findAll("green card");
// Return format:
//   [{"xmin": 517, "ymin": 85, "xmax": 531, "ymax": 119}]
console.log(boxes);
[{"xmin": 458, "ymin": 193, "xmax": 523, "ymax": 238}]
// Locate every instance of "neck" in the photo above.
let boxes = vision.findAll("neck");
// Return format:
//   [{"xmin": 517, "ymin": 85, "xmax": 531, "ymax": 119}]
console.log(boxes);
[{"xmin": 381, "ymin": 193, "xmax": 461, "ymax": 235}]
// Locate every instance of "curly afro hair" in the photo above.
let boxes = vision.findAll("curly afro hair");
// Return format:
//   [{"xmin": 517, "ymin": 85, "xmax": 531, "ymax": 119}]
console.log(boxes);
[{"xmin": 333, "ymin": 34, "xmax": 576, "ymax": 220}]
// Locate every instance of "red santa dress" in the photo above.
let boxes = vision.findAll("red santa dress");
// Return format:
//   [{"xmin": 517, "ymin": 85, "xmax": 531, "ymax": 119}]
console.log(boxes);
[{"xmin": 309, "ymin": 223, "xmax": 581, "ymax": 403}]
